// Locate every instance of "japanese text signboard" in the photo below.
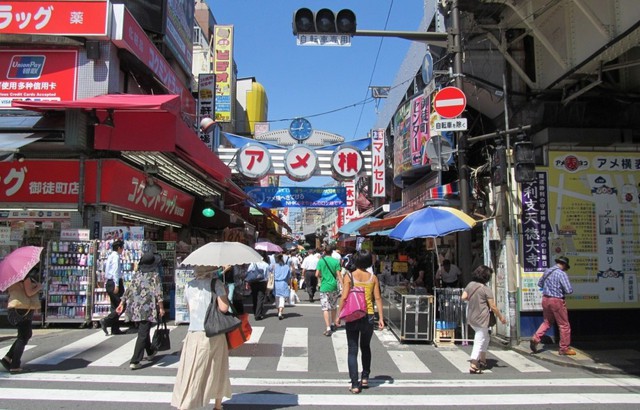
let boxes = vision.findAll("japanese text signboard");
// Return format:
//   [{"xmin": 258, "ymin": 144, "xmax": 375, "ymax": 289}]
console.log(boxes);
[
  {"xmin": 213, "ymin": 25, "xmax": 233, "ymax": 122},
  {"xmin": 343, "ymin": 179, "xmax": 358, "ymax": 224},
  {"xmin": 0, "ymin": 49, "xmax": 77, "ymax": 108},
  {"xmin": 371, "ymin": 129, "xmax": 386, "ymax": 198},
  {"xmin": 520, "ymin": 151, "xmax": 640, "ymax": 311},
  {"xmin": 0, "ymin": 1, "xmax": 109, "ymax": 36},
  {"xmin": 244, "ymin": 187, "xmax": 346, "ymax": 208},
  {"xmin": 331, "ymin": 146, "xmax": 363, "ymax": 181}
]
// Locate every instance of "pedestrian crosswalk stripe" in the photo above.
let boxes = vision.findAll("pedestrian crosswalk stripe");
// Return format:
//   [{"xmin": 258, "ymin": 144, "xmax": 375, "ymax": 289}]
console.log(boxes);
[
  {"xmin": 245, "ymin": 325, "xmax": 264, "ymax": 344},
  {"xmin": 29, "ymin": 330, "xmax": 107, "ymax": 365},
  {"xmin": 388, "ymin": 350, "xmax": 431, "ymax": 373},
  {"xmin": 89, "ymin": 326, "xmax": 176, "ymax": 367},
  {"xmin": 438, "ymin": 348, "xmax": 492, "ymax": 373},
  {"xmin": 491, "ymin": 349, "xmax": 550, "ymax": 372},
  {"xmin": 374, "ymin": 328, "xmax": 405, "ymax": 348},
  {"xmin": 89, "ymin": 337, "xmax": 137, "ymax": 367},
  {"xmin": 0, "ymin": 344, "xmax": 34, "ymax": 359},
  {"xmin": 277, "ymin": 327, "xmax": 307, "ymax": 372},
  {"xmin": 3, "ymin": 372, "xmax": 640, "ymax": 388},
  {"xmin": 2, "ymin": 387, "xmax": 639, "ymax": 406},
  {"xmin": 330, "ymin": 330, "xmax": 349, "ymax": 372}
]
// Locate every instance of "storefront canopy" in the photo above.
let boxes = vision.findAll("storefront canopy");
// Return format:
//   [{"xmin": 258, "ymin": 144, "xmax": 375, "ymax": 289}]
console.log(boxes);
[
  {"xmin": 338, "ymin": 217, "xmax": 379, "ymax": 235},
  {"xmin": 12, "ymin": 94, "xmax": 181, "ymax": 114},
  {"xmin": 358, "ymin": 215, "xmax": 408, "ymax": 236}
]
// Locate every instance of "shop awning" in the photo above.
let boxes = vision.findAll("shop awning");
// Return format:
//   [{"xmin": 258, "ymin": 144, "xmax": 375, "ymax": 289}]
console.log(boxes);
[
  {"xmin": 358, "ymin": 215, "xmax": 408, "ymax": 236},
  {"xmin": 11, "ymin": 94, "xmax": 181, "ymax": 113},
  {"xmin": 338, "ymin": 217, "xmax": 379, "ymax": 235},
  {"xmin": 0, "ymin": 133, "xmax": 43, "ymax": 151}
]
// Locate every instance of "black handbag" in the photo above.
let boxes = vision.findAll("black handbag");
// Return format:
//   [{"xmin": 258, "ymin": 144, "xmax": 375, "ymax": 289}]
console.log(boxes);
[
  {"xmin": 152, "ymin": 316, "xmax": 171, "ymax": 351},
  {"xmin": 204, "ymin": 278, "xmax": 241, "ymax": 337},
  {"xmin": 7, "ymin": 308, "xmax": 33, "ymax": 326}
]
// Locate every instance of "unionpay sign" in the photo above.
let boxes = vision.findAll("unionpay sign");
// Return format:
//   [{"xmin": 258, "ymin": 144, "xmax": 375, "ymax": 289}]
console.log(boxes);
[{"xmin": 433, "ymin": 86, "xmax": 466, "ymax": 118}]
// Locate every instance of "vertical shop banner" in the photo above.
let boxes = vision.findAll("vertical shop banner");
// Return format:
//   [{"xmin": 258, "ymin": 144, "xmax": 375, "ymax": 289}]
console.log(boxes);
[
  {"xmin": 410, "ymin": 96, "xmax": 425, "ymax": 166},
  {"xmin": 164, "ymin": 0, "xmax": 195, "ymax": 76},
  {"xmin": 521, "ymin": 172, "xmax": 551, "ymax": 272},
  {"xmin": 0, "ymin": 49, "xmax": 78, "ymax": 108},
  {"xmin": 0, "ymin": 1, "xmax": 109, "ymax": 35},
  {"xmin": 541, "ymin": 151, "xmax": 640, "ymax": 309},
  {"xmin": 112, "ymin": 5, "xmax": 195, "ymax": 117},
  {"xmin": 213, "ymin": 25, "xmax": 233, "ymax": 122},
  {"xmin": 197, "ymin": 73, "xmax": 215, "ymax": 150},
  {"xmin": 371, "ymin": 128, "xmax": 386, "ymax": 198},
  {"xmin": 344, "ymin": 179, "xmax": 358, "ymax": 224}
]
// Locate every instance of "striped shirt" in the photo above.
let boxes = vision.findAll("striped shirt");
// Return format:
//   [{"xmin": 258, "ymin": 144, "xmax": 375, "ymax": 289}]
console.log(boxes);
[{"xmin": 538, "ymin": 265, "xmax": 573, "ymax": 298}]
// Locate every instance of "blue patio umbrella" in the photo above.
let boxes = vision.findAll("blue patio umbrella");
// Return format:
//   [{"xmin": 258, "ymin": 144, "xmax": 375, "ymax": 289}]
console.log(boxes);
[
  {"xmin": 388, "ymin": 206, "xmax": 476, "ymax": 241},
  {"xmin": 338, "ymin": 217, "xmax": 379, "ymax": 235}
]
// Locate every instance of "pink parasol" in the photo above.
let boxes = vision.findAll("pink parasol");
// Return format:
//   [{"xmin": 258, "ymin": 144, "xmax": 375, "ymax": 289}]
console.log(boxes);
[
  {"xmin": 254, "ymin": 241, "xmax": 283, "ymax": 253},
  {"xmin": 0, "ymin": 246, "xmax": 44, "ymax": 291}
]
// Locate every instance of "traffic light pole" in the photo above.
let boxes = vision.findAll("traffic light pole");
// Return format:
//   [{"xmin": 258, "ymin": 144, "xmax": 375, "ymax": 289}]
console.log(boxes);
[{"xmin": 353, "ymin": 30, "xmax": 449, "ymax": 48}]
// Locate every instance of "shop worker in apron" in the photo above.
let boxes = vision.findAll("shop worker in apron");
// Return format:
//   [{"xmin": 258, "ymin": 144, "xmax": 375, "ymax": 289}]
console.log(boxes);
[{"xmin": 100, "ymin": 239, "xmax": 126, "ymax": 335}]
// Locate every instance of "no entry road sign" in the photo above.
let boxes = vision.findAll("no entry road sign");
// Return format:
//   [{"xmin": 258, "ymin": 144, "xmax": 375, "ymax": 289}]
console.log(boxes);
[{"xmin": 433, "ymin": 86, "xmax": 466, "ymax": 118}]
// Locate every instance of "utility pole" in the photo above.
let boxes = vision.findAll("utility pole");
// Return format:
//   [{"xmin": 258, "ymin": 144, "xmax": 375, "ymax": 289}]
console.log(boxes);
[{"xmin": 449, "ymin": 0, "xmax": 473, "ymax": 286}]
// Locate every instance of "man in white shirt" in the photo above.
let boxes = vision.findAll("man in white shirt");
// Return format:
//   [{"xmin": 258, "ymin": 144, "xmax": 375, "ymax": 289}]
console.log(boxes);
[
  {"xmin": 100, "ymin": 239, "xmax": 125, "ymax": 335},
  {"xmin": 436, "ymin": 259, "xmax": 462, "ymax": 288},
  {"xmin": 301, "ymin": 249, "xmax": 319, "ymax": 302}
]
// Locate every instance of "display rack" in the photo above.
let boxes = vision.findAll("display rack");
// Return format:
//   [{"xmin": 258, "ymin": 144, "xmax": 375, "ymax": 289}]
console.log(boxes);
[
  {"xmin": 154, "ymin": 241, "xmax": 176, "ymax": 303},
  {"xmin": 44, "ymin": 240, "xmax": 94, "ymax": 326},
  {"xmin": 91, "ymin": 240, "xmax": 144, "ymax": 323},
  {"xmin": 383, "ymin": 285, "xmax": 433, "ymax": 342},
  {"xmin": 174, "ymin": 267, "xmax": 195, "ymax": 324}
]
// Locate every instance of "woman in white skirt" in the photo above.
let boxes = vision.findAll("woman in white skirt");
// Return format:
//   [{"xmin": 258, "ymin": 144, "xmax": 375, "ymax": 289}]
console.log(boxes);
[{"xmin": 171, "ymin": 266, "xmax": 232, "ymax": 410}]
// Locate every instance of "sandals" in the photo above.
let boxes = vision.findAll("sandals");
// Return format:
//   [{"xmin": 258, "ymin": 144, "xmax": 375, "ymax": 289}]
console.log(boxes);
[
  {"xmin": 469, "ymin": 364, "xmax": 483, "ymax": 374},
  {"xmin": 9, "ymin": 368, "xmax": 25, "ymax": 374},
  {"xmin": 478, "ymin": 360, "xmax": 487, "ymax": 369},
  {"xmin": 348, "ymin": 386, "xmax": 361, "ymax": 394},
  {"xmin": 360, "ymin": 378, "xmax": 369, "ymax": 388}
]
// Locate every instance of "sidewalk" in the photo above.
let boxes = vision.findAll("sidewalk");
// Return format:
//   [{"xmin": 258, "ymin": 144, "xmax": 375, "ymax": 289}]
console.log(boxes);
[{"xmin": 504, "ymin": 337, "xmax": 640, "ymax": 375}]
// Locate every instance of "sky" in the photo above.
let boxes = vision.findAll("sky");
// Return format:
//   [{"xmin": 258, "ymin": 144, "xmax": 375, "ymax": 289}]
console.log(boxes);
[{"xmin": 209, "ymin": 0, "xmax": 426, "ymax": 142}]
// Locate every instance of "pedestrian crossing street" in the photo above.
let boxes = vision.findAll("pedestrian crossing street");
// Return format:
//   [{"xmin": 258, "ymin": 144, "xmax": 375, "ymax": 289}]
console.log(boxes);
[
  {"xmin": 2, "ymin": 326, "xmax": 640, "ymax": 408},
  {"xmin": 2, "ymin": 325, "xmax": 551, "ymax": 374}
]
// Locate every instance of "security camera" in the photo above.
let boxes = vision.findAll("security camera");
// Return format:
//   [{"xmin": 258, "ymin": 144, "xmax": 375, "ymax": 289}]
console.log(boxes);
[{"xmin": 200, "ymin": 117, "xmax": 216, "ymax": 133}]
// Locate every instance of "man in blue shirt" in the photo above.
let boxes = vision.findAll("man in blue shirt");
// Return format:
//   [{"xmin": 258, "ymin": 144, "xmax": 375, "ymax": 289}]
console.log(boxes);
[
  {"xmin": 100, "ymin": 240, "xmax": 125, "ymax": 335},
  {"xmin": 530, "ymin": 256, "xmax": 575, "ymax": 355}
]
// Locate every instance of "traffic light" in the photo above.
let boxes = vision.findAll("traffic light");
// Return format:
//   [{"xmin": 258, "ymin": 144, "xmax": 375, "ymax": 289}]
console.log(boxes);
[
  {"xmin": 293, "ymin": 8, "xmax": 356, "ymax": 35},
  {"xmin": 514, "ymin": 141, "xmax": 536, "ymax": 182},
  {"xmin": 491, "ymin": 145, "xmax": 508, "ymax": 186}
]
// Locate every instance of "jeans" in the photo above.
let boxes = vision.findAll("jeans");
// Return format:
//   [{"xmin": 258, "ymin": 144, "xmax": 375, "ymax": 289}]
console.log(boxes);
[
  {"xmin": 250, "ymin": 281, "xmax": 267, "ymax": 318},
  {"xmin": 533, "ymin": 296, "xmax": 571, "ymax": 351},
  {"xmin": 345, "ymin": 314, "xmax": 374, "ymax": 388},
  {"xmin": 104, "ymin": 278, "xmax": 124, "ymax": 331},
  {"xmin": 6, "ymin": 317, "xmax": 32, "ymax": 369},
  {"xmin": 304, "ymin": 270, "xmax": 317, "ymax": 300},
  {"xmin": 131, "ymin": 320, "xmax": 155, "ymax": 364}
]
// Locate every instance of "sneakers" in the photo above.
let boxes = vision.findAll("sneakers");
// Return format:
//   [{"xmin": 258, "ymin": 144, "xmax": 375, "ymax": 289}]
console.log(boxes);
[
  {"xmin": 129, "ymin": 362, "xmax": 142, "ymax": 370},
  {"xmin": 559, "ymin": 348, "xmax": 577, "ymax": 356},
  {"xmin": 323, "ymin": 329, "xmax": 332, "ymax": 337},
  {"xmin": 529, "ymin": 339, "xmax": 539, "ymax": 353},
  {"xmin": 99, "ymin": 319, "xmax": 108, "ymax": 336}
]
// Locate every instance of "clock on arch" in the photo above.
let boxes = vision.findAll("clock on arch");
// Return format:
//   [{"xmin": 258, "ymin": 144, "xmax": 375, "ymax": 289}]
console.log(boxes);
[{"xmin": 288, "ymin": 117, "xmax": 313, "ymax": 142}]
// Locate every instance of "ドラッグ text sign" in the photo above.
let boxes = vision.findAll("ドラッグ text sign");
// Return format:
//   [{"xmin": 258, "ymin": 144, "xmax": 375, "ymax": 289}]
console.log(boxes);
[{"xmin": 433, "ymin": 86, "xmax": 466, "ymax": 118}]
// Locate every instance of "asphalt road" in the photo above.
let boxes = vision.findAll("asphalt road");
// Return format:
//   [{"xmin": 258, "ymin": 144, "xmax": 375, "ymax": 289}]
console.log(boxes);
[{"xmin": 1, "ymin": 302, "xmax": 639, "ymax": 409}]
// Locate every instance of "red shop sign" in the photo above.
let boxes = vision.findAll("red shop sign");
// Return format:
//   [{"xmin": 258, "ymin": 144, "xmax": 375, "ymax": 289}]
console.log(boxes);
[
  {"xmin": 0, "ymin": 160, "xmax": 81, "ymax": 203},
  {"xmin": 84, "ymin": 160, "xmax": 194, "ymax": 225},
  {"xmin": 0, "ymin": 49, "xmax": 78, "ymax": 108},
  {"xmin": 0, "ymin": 1, "xmax": 109, "ymax": 36}
]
